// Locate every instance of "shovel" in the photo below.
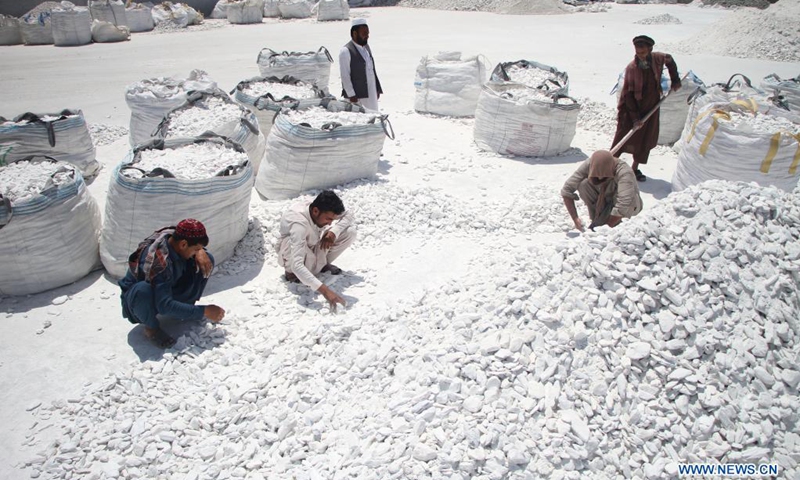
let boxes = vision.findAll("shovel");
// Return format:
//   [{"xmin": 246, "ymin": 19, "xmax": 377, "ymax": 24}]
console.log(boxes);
[{"xmin": 610, "ymin": 72, "xmax": 690, "ymax": 156}]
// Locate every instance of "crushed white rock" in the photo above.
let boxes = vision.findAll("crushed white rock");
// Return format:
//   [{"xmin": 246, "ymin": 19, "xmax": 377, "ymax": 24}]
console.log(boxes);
[
  {"xmin": 725, "ymin": 111, "xmax": 799, "ymax": 135},
  {"xmin": 502, "ymin": 87, "xmax": 574, "ymax": 104},
  {"xmin": 125, "ymin": 143, "xmax": 249, "ymax": 180},
  {"xmin": 87, "ymin": 123, "xmax": 129, "ymax": 147},
  {"xmin": 503, "ymin": 64, "xmax": 562, "ymax": 90},
  {"xmin": 242, "ymin": 81, "xmax": 318, "ymax": 100},
  {"xmin": 635, "ymin": 13, "xmax": 681, "ymax": 25},
  {"xmin": 1, "ymin": 114, "xmax": 78, "ymax": 127},
  {"xmin": 283, "ymin": 106, "xmax": 380, "ymax": 129},
  {"xmin": 0, "ymin": 161, "xmax": 74, "ymax": 202},
  {"xmin": 576, "ymin": 97, "xmax": 617, "ymax": 135},
  {"xmin": 163, "ymin": 97, "xmax": 244, "ymax": 138}
]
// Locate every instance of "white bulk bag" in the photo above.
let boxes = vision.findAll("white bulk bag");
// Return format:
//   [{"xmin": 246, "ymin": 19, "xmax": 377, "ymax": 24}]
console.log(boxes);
[
  {"xmin": 51, "ymin": 2, "xmax": 92, "ymax": 47},
  {"xmin": 155, "ymin": 91, "xmax": 267, "ymax": 173},
  {"xmin": 611, "ymin": 70, "xmax": 705, "ymax": 145},
  {"xmin": 20, "ymin": 12, "xmax": 54, "ymax": 45},
  {"xmin": 232, "ymin": 75, "xmax": 328, "ymax": 137},
  {"xmin": 317, "ymin": 0, "xmax": 349, "ymax": 21},
  {"xmin": 673, "ymin": 100, "xmax": 800, "ymax": 193},
  {"xmin": 89, "ymin": 0, "xmax": 128, "ymax": 27},
  {"xmin": 414, "ymin": 52, "xmax": 489, "ymax": 118},
  {"xmin": 491, "ymin": 59, "xmax": 569, "ymax": 97},
  {"xmin": 676, "ymin": 74, "xmax": 770, "ymax": 152},
  {"xmin": 255, "ymin": 101, "xmax": 392, "ymax": 199},
  {"xmin": 210, "ymin": 0, "xmax": 234, "ymax": 18},
  {"xmin": 263, "ymin": 0, "xmax": 281, "ymax": 17},
  {"xmin": 256, "ymin": 46, "xmax": 333, "ymax": 93},
  {"xmin": 278, "ymin": 0, "xmax": 312, "ymax": 18},
  {"xmin": 0, "ymin": 157, "xmax": 101, "ymax": 296},
  {"xmin": 761, "ymin": 73, "xmax": 800, "ymax": 112},
  {"xmin": 228, "ymin": 0, "xmax": 265, "ymax": 24},
  {"xmin": 151, "ymin": 2, "xmax": 201, "ymax": 27},
  {"xmin": 0, "ymin": 15, "xmax": 23, "ymax": 46},
  {"xmin": 91, "ymin": 19, "xmax": 130, "ymax": 42},
  {"xmin": 474, "ymin": 82, "xmax": 579, "ymax": 157},
  {"xmin": 100, "ymin": 136, "xmax": 253, "ymax": 278},
  {"xmin": 0, "ymin": 109, "xmax": 99, "ymax": 177},
  {"xmin": 126, "ymin": 4, "xmax": 154, "ymax": 32},
  {"xmin": 125, "ymin": 69, "xmax": 219, "ymax": 147}
]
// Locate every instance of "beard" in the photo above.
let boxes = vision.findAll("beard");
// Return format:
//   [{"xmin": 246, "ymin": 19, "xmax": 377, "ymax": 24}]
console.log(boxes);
[{"xmin": 355, "ymin": 37, "xmax": 368, "ymax": 46}]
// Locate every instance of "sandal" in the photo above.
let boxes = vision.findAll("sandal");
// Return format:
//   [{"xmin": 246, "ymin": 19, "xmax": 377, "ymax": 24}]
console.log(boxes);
[
  {"xmin": 321, "ymin": 264, "xmax": 342, "ymax": 275},
  {"xmin": 284, "ymin": 271, "xmax": 301, "ymax": 283},
  {"xmin": 634, "ymin": 169, "xmax": 646, "ymax": 182},
  {"xmin": 144, "ymin": 327, "xmax": 176, "ymax": 349}
]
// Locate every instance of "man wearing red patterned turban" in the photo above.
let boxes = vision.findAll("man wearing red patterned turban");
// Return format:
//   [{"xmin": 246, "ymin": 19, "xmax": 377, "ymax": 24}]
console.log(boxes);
[{"xmin": 119, "ymin": 219, "xmax": 225, "ymax": 348}]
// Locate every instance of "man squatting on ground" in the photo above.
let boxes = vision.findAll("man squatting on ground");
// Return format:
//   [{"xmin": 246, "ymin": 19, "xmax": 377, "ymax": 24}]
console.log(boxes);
[
  {"xmin": 611, "ymin": 35, "xmax": 681, "ymax": 182},
  {"xmin": 562, "ymin": 150, "xmax": 643, "ymax": 231},
  {"xmin": 278, "ymin": 190, "xmax": 357, "ymax": 311},
  {"xmin": 119, "ymin": 219, "xmax": 225, "ymax": 348},
  {"xmin": 339, "ymin": 18, "xmax": 382, "ymax": 112}
]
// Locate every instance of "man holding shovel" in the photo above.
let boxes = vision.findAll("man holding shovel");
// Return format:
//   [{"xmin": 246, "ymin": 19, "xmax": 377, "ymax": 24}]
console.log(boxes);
[{"xmin": 611, "ymin": 35, "xmax": 681, "ymax": 182}]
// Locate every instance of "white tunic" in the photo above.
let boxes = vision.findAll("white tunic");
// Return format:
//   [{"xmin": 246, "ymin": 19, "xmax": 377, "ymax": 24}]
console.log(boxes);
[
  {"xmin": 339, "ymin": 43, "xmax": 380, "ymax": 112},
  {"xmin": 276, "ymin": 200, "xmax": 355, "ymax": 291}
]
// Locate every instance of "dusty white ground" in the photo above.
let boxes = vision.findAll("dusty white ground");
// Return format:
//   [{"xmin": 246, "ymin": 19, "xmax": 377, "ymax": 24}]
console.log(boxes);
[{"xmin": 1, "ymin": 4, "xmax": 799, "ymax": 479}]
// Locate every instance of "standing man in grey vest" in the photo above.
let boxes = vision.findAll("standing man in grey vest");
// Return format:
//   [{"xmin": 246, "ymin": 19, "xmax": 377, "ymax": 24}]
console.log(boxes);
[{"xmin": 339, "ymin": 18, "xmax": 382, "ymax": 112}]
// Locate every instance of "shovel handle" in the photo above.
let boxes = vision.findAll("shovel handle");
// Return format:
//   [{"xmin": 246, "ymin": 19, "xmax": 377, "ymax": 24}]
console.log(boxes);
[{"xmin": 610, "ymin": 72, "xmax": 690, "ymax": 156}]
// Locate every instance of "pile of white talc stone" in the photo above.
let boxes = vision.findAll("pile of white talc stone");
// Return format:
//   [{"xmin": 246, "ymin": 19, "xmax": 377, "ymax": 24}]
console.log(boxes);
[{"xmin": 22, "ymin": 178, "xmax": 800, "ymax": 479}]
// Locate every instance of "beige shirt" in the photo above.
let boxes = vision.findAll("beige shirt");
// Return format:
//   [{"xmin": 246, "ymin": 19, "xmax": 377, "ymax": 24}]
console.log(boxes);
[
  {"xmin": 277, "ymin": 200, "xmax": 354, "ymax": 290},
  {"xmin": 561, "ymin": 159, "xmax": 642, "ymax": 218}
]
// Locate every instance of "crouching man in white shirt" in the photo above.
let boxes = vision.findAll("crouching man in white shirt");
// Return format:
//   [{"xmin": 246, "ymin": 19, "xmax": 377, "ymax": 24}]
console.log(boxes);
[{"xmin": 277, "ymin": 190, "xmax": 356, "ymax": 310}]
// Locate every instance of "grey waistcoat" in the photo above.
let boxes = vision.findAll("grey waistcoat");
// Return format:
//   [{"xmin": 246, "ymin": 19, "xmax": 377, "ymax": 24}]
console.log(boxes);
[{"xmin": 342, "ymin": 40, "xmax": 383, "ymax": 99}]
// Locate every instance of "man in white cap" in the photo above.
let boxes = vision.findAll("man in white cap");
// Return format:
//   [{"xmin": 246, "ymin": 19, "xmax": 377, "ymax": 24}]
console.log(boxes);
[{"xmin": 339, "ymin": 18, "xmax": 382, "ymax": 112}]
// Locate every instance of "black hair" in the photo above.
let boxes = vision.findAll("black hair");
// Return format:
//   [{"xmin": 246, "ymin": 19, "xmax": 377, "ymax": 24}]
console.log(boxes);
[
  {"xmin": 310, "ymin": 190, "xmax": 345, "ymax": 215},
  {"xmin": 172, "ymin": 232, "xmax": 209, "ymax": 247}
]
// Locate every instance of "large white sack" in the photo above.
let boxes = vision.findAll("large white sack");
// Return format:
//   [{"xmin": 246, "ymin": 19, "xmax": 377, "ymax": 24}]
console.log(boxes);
[
  {"xmin": 89, "ymin": 0, "xmax": 128, "ymax": 27},
  {"xmin": 611, "ymin": 70, "xmax": 705, "ymax": 145},
  {"xmin": 227, "ymin": 0, "xmax": 265, "ymax": 24},
  {"xmin": 52, "ymin": 2, "xmax": 92, "ymax": 47},
  {"xmin": 0, "ymin": 109, "xmax": 99, "ymax": 177},
  {"xmin": 100, "ymin": 136, "xmax": 253, "ymax": 278},
  {"xmin": 155, "ymin": 91, "xmax": 267, "ymax": 173},
  {"xmin": 0, "ymin": 15, "xmax": 23, "ymax": 46},
  {"xmin": 232, "ymin": 75, "xmax": 328, "ymax": 137},
  {"xmin": 255, "ymin": 101, "xmax": 392, "ymax": 199},
  {"xmin": 0, "ymin": 158, "xmax": 101, "ymax": 296},
  {"xmin": 317, "ymin": 0, "xmax": 349, "ymax": 21},
  {"xmin": 675, "ymin": 73, "xmax": 770, "ymax": 152},
  {"xmin": 278, "ymin": 0, "xmax": 312, "ymax": 18},
  {"xmin": 761, "ymin": 73, "xmax": 800, "ymax": 112},
  {"xmin": 126, "ymin": 3, "xmax": 154, "ymax": 32},
  {"xmin": 91, "ymin": 19, "xmax": 130, "ymax": 42},
  {"xmin": 263, "ymin": 0, "xmax": 281, "ymax": 17},
  {"xmin": 491, "ymin": 59, "xmax": 569, "ymax": 97},
  {"xmin": 256, "ymin": 46, "xmax": 333, "ymax": 93},
  {"xmin": 474, "ymin": 82, "xmax": 579, "ymax": 157},
  {"xmin": 673, "ymin": 100, "xmax": 800, "ymax": 193},
  {"xmin": 21, "ymin": 12, "xmax": 54, "ymax": 45},
  {"xmin": 151, "ymin": 2, "xmax": 201, "ymax": 27},
  {"xmin": 414, "ymin": 51, "xmax": 489, "ymax": 118},
  {"xmin": 210, "ymin": 0, "xmax": 234, "ymax": 18},
  {"xmin": 125, "ymin": 69, "xmax": 219, "ymax": 147}
]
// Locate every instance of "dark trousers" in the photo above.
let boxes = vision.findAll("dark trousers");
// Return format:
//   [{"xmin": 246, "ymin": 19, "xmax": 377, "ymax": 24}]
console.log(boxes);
[{"xmin": 123, "ymin": 254, "xmax": 213, "ymax": 329}]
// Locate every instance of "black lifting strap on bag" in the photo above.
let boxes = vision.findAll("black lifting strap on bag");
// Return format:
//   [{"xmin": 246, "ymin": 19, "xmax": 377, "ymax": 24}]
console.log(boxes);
[{"xmin": 14, "ymin": 109, "xmax": 74, "ymax": 148}]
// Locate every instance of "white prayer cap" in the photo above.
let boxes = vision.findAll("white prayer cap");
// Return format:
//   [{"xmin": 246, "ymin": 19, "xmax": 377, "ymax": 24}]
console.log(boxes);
[{"xmin": 351, "ymin": 18, "xmax": 368, "ymax": 27}]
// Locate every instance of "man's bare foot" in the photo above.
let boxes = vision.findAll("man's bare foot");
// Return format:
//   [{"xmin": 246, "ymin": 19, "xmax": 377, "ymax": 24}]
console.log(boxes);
[
  {"xmin": 284, "ymin": 271, "xmax": 300, "ymax": 283},
  {"xmin": 321, "ymin": 264, "xmax": 342, "ymax": 275},
  {"xmin": 144, "ymin": 327, "xmax": 176, "ymax": 349}
]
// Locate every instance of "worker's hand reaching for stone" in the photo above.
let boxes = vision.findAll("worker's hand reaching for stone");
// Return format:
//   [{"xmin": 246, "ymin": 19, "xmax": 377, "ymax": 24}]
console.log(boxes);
[
  {"xmin": 319, "ymin": 285, "xmax": 346, "ymax": 312},
  {"xmin": 204, "ymin": 305, "xmax": 225, "ymax": 322},
  {"xmin": 573, "ymin": 217, "xmax": 585, "ymax": 232},
  {"xmin": 320, "ymin": 231, "xmax": 336, "ymax": 250}
]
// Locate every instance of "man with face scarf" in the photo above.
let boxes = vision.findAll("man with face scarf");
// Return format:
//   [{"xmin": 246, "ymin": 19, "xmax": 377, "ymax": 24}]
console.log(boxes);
[
  {"xmin": 339, "ymin": 18, "xmax": 382, "ymax": 112},
  {"xmin": 611, "ymin": 35, "xmax": 681, "ymax": 182},
  {"xmin": 561, "ymin": 150, "xmax": 643, "ymax": 231}
]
